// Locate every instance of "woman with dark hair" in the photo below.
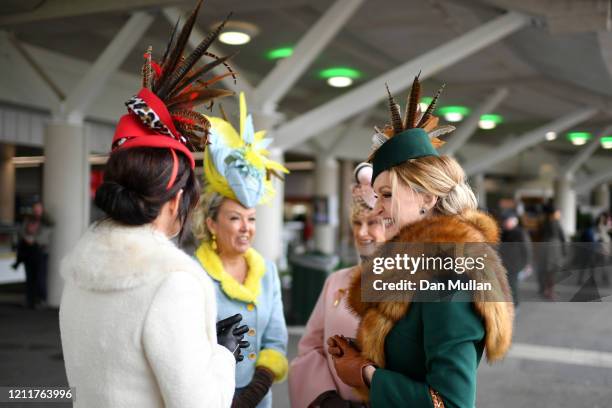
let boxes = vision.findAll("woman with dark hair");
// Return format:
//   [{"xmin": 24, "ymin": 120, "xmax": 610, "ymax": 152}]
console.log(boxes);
[
  {"xmin": 59, "ymin": 2, "xmax": 248, "ymax": 407},
  {"xmin": 326, "ymin": 78, "xmax": 513, "ymax": 407}
]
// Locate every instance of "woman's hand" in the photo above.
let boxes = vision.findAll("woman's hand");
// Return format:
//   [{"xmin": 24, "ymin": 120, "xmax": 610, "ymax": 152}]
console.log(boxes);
[
  {"xmin": 217, "ymin": 314, "xmax": 250, "ymax": 362},
  {"xmin": 326, "ymin": 335, "xmax": 375, "ymax": 388}
]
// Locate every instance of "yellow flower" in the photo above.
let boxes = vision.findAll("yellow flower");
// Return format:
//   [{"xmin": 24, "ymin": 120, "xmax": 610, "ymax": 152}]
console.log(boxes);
[{"xmin": 245, "ymin": 149, "xmax": 265, "ymax": 170}]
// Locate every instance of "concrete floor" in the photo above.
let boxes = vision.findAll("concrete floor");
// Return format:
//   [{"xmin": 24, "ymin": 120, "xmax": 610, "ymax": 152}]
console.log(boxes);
[{"xmin": 1, "ymin": 294, "xmax": 611, "ymax": 407}]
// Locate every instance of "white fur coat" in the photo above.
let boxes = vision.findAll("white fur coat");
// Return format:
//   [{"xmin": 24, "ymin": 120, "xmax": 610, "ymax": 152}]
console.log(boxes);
[{"xmin": 59, "ymin": 221, "xmax": 235, "ymax": 408}]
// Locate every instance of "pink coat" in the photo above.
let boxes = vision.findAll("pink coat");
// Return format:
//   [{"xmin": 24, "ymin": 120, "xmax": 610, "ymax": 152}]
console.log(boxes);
[{"xmin": 289, "ymin": 267, "xmax": 361, "ymax": 407}]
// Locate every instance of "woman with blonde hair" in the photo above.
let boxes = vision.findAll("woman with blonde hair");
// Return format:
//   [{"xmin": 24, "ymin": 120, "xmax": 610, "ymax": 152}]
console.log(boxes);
[
  {"xmin": 193, "ymin": 94, "xmax": 289, "ymax": 408},
  {"xmin": 289, "ymin": 162, "xmax": 384, "ymax": 408},
  {"xmin": 327, "ymin": 78, "xmax": 514, "ymax": 407}
]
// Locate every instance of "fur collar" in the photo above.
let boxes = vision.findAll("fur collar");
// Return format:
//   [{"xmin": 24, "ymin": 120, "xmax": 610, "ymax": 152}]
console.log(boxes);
[
  {"xmin": 195, "ymin": 242, "xmax": 266, "ymax": 304},
  {"xmin": 347, "ymin": 210, "xmax": 513, "ymax": 368},
  {"xmin": 61, "ymin": 221, "xmax": 204, "ymax": 291}
]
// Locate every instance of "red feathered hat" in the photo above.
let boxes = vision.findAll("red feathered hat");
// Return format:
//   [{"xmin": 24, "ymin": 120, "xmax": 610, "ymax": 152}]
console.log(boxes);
[
  {"xmin": 110, "ymin": 0, "xmax": 235, "ymax": 187},
  {"xmin": 113, "ymin": 88, "xmax": 195, "ymax": 168}
]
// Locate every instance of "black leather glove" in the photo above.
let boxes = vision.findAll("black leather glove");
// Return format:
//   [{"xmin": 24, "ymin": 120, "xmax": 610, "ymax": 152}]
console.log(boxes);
[
  {"xmin": 231, "ymin": 366, "xmax": 274, "ymax": 408},
  {"xmin": 309, "ymin": 390, "xmax": 367, "ymax": 408},
  {"xmin": 216, "ymin": 314, "xmax": 249, "ymax": 362}
]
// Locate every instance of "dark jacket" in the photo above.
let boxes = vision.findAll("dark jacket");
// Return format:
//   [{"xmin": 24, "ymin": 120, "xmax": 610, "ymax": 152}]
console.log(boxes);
[{"xmin": 500, "ymin": 227, "xmax": 532, "ymax": 275}]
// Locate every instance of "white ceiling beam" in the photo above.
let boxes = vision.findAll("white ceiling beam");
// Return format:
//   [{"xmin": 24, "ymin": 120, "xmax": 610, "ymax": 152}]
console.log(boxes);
[
  {"xmin": 0, "ymin": 0, "xmax": 184, "ymax": 26},
  {"xmin": 60, "ymin": 12, "xmax": 154, "ymax": 121},
  {"xmin": 254, "ymin": 0, "xmax": 364, "ymax": 112},
  {"xmin": 440, "ymin": 87, "xmax": 509, "ymax": 156},
  {"xmin": 560, "ymin": 124, "xmax": 612, "ymax": 176},
  {"xmin": 323, "ymin": 112, "xmax": 372, "ymax": 159},
  {"xmin": 0, "ymin": 32, "xmax": 63, "ymax": 108},
  {"xmin": 275, "ymin": 11, "xmax": 531, "ymax": 150},
  {"xmin": 162, "ymin": 7, "xmax": 253, "ymax": 96},
  {"xmin": 575, "ymin": 168, "xmax": 612, "ymax": 195},
  {"xmin": 463, "ymin": 107, "xmax": 597, "ymax": 176}
]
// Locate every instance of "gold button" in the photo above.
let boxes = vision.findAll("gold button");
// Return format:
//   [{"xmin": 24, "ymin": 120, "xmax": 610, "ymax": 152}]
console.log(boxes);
[
  {"xmin": 247, "ymin": 303, "xmax": 255, "ymax": 311},
  {"xmin": 248, "ymin": 328, "xmax": 256, "ymax": 337},
  {"xmin": 248, "ymin": 352, "xmax": 256, "ymax": 360}
]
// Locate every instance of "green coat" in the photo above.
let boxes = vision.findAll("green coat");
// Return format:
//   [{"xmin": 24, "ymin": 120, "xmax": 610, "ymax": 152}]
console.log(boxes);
[
  {"xmin": 346, "ymin": 211, "xmax": 514, "ymax": 408},
  {"xmin": 370, "ymin": 300, "xmax": 485, "ymax": 407}
]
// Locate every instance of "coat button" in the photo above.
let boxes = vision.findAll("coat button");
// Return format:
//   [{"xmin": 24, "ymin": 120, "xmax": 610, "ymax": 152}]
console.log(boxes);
[
  {"xmin": 247, "ymin": 303, "xmax": 255, "ymax": 311},
  {"xmin": 248, "ymin": 352, "xmax": 257, "ymax": 360},
  {"xmin": 248, "ymin": 328, "xmax": 256, "ymax": 337}
]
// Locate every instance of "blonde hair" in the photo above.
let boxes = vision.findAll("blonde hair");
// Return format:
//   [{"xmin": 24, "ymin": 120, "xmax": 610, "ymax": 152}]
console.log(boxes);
[
  {"xmin": 389, "ymin": 155, "xmax": 477, "ymax": 216},
  {"xmin": 192, "ymin": 191, "xmax": 225, "ymax": 242}
]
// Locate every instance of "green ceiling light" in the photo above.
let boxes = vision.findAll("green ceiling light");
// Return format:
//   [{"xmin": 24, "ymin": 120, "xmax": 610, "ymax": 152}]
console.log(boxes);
[
  {"xmin": 319, "ymin": 67, "xmax": 362, "ymax": 88},
  {"xmin": 437, "ymin": 106, "xmax": 471, "ymax": 122},
  {"xmin": 567, "ymin": 131, "xmax": 592, "ymax": 146},
  {"xmin": 600, "ymin": 136, "xmax": 612, "ymax": 149},
  {"xmin": 478, "ymin": 114, "xmax": 503, "ymax": 130},
  {"xmin": 266, "ymin": 47, "xmax": 294, "ymax": 60},
  {"xmin": 418, "ymin": 97, "xmax": 433, "ymax": 112}
]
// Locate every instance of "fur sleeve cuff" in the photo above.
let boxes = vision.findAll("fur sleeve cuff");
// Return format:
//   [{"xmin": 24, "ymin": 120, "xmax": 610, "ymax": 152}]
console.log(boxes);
[{"xmin": 256, "ymin": 348, "xmax": 288, "ymax": 383}]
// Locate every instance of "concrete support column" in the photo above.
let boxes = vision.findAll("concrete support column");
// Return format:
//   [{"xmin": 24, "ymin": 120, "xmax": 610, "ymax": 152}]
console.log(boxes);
[
  {"xmin": 313, "ymin": 155, "xmax": 339, "ymax": 255},
  {"xmin": 594, "ymin": 183, "xmax": 610, "ymax": 212},
  {"xmin": 339, "ymin": 159, "xmax": 354, "ymax": 261},
  {"xmin": 252, "ymin": 147, "xmax": 285, "ymax": 265},
  {"xmin": 554, "ymin": 174, "xmax": 576, "ymax": 237},
  {"xmin": 0, "ymin": 143, "xmax": 16, "ymax": 224},
  {"xmin": 472, "ymin": 173, "xmax": 487, "ymax": 210},
  {"xmin": 44, "ymin": 120, "xmax": 89, "ymax": 307},
  {"xmin": 251, "ymin": 112, "xmax": 285, "ymax": 264}
]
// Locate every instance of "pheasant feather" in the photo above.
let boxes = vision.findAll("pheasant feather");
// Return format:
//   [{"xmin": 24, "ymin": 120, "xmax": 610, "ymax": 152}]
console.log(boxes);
[
  {"xmin": 386, "ymin": 83, "xmax": 403, "ymax": 135},
  {"xmin": 159, "ymin": 12, "xmax": 233, "ymax": 99},
  {"xmin": 416, "ymin": 84, "xmax": 445, "ymax": 128},
  {"xmin": 142, "ymin": 46, "xmax": 153, "ymax": 90},
  {"xmin": 404, "ymin": 72, "xmax": 421, "ymax": 129}
]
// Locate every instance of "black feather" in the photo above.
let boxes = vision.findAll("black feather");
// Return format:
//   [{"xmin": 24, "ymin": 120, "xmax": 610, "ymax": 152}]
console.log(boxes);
[{"xmin": 159, "ymin": 12, "xmax": 233, "ymax": 99}]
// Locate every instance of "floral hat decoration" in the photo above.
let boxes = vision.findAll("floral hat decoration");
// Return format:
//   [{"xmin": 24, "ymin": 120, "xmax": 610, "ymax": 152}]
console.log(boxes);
[{"xmin": 203, "ymin": 93, "xmax": 289, "ymax": 208}]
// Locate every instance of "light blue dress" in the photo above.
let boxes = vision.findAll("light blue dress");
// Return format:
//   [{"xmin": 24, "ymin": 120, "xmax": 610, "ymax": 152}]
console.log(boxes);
[{"xmin": 196, "ymin": 243, "xmax": 288, "ymax": 408}]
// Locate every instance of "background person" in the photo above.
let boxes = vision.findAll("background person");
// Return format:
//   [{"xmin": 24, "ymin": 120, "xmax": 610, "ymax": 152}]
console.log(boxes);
[
  {"xmin": 536, "ymin": 201, "xmax": 566, "ymax": 300},
  {"xmin": 13, "ymin": 201, "xmax": 53, "ymax": 308},
  {"xmin": 289, "ymin": 163, "xmax": 384, "ymax": 408},
  {"xmin": 500, "ymin": 210, "xmax": 532, "ymax": 309}
]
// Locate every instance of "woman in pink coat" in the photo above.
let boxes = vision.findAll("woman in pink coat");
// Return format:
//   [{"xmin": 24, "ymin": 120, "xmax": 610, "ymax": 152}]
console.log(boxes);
[{"xmin": 289, "ymin": 163, "xmax": 385, "ymax": 408}]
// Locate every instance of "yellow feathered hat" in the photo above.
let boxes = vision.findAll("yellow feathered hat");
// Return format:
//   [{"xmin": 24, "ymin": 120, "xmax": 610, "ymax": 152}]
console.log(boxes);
[{"xmin": 203, "ymin": 93, "xmax": 289, "ymax": 208}]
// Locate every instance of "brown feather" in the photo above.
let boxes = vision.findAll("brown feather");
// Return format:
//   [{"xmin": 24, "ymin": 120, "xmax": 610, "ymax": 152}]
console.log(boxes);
[
  {"xmin": 170, "ymin": 52, "xmax": 237, "ymax": 98},
  {"xmin": 142, "ymin": 46, "xmax": 153, "ymax": 90},
  {"xmin": 158, "ymin": 12, "xmax": 233, "ymax": 99},
  {"xmin": 160, "ymin": 17, "xmax": 180, "ymax": 71},
  {"xmin": 403, "ymin": 72, "xmax": 421, "ymax": 129},
  {"xmin": 218, "ymin": 103, "xmax": 229, "ymax": 122},
  {"xmin": 422, "ymin": 116, "xmax": 439, "ymax": 132},
  {"xmin": 167, "ymin": 88, "xmax": 233, "ymax": 109},
  {"xmin": 416, "ymin": 83, "xmax": 445, "ymax": 128},
  {"xmin": 157, "ymin": 0, "xmax": 204, "ymax": 94},
  {"xmin": 385, "ymin": 83, "xmax": 403, "ymax": 135}
]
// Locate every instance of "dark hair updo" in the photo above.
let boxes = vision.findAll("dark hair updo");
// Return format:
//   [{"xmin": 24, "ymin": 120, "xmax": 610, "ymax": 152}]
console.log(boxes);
[{"xmin": 95, "ymin": 147, "xmax": 200, "ymax": 238}]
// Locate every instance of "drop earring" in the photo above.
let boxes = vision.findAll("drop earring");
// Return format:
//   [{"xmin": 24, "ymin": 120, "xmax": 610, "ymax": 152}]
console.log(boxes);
[{"xmin": 211, "ymin": 233, "xmax": 218, "ymax": 251}]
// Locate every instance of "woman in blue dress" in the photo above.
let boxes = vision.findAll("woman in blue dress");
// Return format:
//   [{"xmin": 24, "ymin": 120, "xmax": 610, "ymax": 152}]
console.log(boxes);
[{"xmin": 193, "ymin": 93, "xmax": 289, "ymax": 408}]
